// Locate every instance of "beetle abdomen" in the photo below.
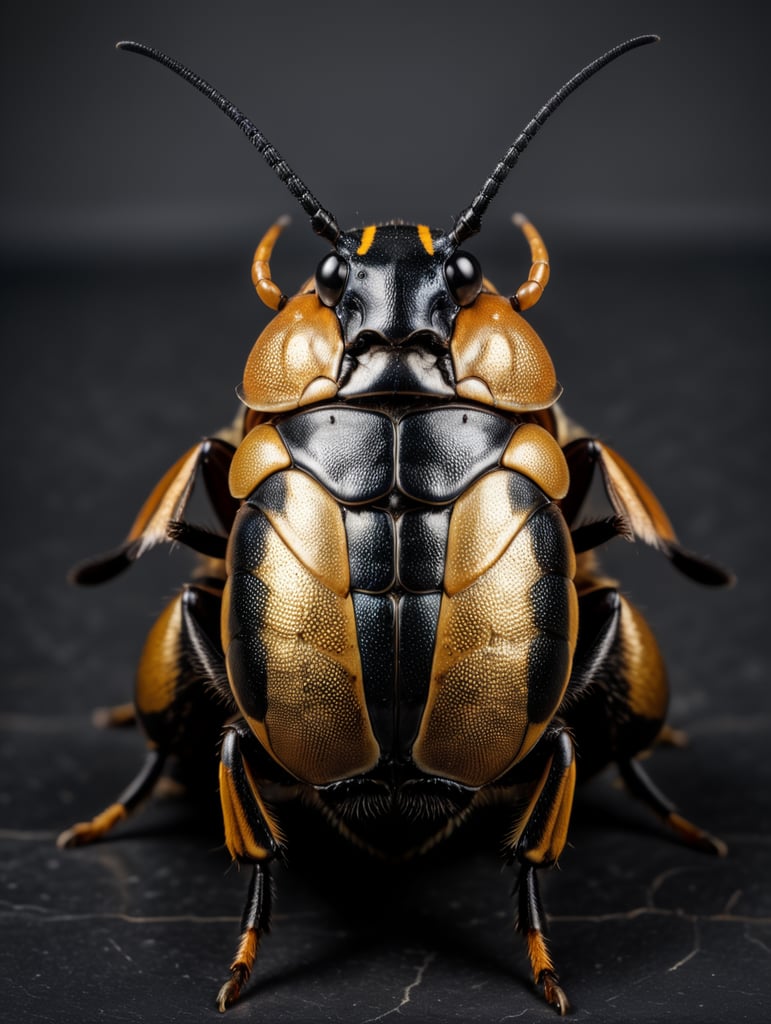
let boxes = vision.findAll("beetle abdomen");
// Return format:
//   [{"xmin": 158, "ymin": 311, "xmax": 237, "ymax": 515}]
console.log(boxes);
[{"xmin": 225, "ymin": 404, "xmax": 576, "ymax": 788}]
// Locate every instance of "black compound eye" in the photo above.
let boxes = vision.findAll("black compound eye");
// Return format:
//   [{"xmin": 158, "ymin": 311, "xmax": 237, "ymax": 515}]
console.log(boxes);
[
  {"xmin": 315, "ymin": 252, "xmax": 349, "ymax": 307},
  {"xmin": 444, "ymin": 249, "xmax": 483, "ymax": 307}
]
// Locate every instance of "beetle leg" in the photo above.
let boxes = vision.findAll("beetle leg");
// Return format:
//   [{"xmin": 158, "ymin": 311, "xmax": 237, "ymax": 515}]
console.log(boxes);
[
  {"xmin": 507, "ymin": 729, "xmax": 576, "ymax": 1015},
  {"xmin": 91, "ymin": 701, "xmax": 137, "ymax": 728},
  {"xmin": 57, "ymin": 748, "xmax": 166, "ymax": 847},
  {"xmin": 217, "ymin": 862, "xmax": 273, "ymax": 1013},
  {"xmin": 619, "ymin": 757, "xmax": 727, "ymax": 857},
  {"xmin": 70, "ymin": 437, "xmax": 238, "ymax": 584},
  {"xmin": 58, "ymin": 580, "xmax": 233, "ymax": 847},
  {"xmin": 562, "ymin": 585, "xmax": 727, "ymax": 855},
  {"xmin": 217, "ymin": 723, "xmax": 286, "ymax": 1011},
  {"xmin": 561, "ymin": 437, "xmax": 733, "ymax": 586},
  {"xmin": 516, "ymin": 865, "xmax": 569, "ymax": 1015}
]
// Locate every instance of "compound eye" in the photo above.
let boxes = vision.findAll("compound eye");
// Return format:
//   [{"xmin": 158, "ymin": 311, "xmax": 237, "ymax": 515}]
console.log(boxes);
[
  {"xmin": 315, "ymin": 252, "xmax": 349, "ymax": 307},
  {"xmin": 444, "ymin": 249, "xmax": 483, "ymax": 307}
]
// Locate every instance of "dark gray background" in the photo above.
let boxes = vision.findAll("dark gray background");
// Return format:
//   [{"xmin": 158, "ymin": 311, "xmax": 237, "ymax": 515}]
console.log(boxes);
[
  {"xmin": 3, "ymin": 1, "xmax": 770, "ymax": 258},
  {"xmin": 2, "ymin": 3, "xmax": 770, "ymax": 1023}
]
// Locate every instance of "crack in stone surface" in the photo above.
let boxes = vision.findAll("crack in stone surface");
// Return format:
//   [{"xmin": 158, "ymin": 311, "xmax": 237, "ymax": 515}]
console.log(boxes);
[
  {"xmin": 667, "ymin": 919, "xmax": 701, "ymax": 972},
  {"xmin": 0, "ymin": 901, "xmax": 240, "ymax": 924},
  {"xmin": 6, "ymin": 896, "xmax": 768, "ymax": 929},
  {"xmin": 362, "ymin": 951, "xmax": 436, "ymax": 1022}
]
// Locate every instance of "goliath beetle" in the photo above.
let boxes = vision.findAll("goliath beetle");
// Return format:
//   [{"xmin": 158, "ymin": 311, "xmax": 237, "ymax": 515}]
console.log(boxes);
[{"xmin": 59, "ymin": 35, "xmax": 732, "ymax": 1015}]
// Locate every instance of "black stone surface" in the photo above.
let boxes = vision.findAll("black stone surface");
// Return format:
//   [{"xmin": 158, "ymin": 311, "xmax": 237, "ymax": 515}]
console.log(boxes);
[{"xmin": 2, "ymin": 244, "xmax": 770, "ymax": 1023}]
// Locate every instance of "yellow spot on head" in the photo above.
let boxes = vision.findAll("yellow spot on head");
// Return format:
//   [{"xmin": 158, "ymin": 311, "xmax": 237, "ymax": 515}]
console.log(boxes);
[
  {"xmin": 417, "ymin": 224, "xmax": 434, "ymax": 255},
  {"xmin": 357, "ymin": 225, "xmax": 376, "ymax": 255}
]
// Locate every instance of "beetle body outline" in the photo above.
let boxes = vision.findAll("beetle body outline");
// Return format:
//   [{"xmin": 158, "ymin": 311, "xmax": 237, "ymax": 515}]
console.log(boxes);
[{"xmin": 59, "ymin": 36, "xmax": 731, "ymax": 1016}]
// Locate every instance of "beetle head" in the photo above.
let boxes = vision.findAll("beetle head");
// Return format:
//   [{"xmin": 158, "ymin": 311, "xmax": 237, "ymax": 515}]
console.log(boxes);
[
  {"xmin": 117, "ymin": 36, "xmax": 658, "ymax": 412},
  {"xmin": 321, "ymin": 226, "xmax": 462, "ymax": 346},
  {"xmin": 320, "ymin": 225, "xmax": 481, "ymax": 399}
]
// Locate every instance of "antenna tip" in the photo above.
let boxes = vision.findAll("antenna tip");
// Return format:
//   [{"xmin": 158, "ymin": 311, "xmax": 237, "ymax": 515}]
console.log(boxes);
[
  {"xmin": 633, "ymin": 33, "xmax": 661, "ymax": 46},
  {"xmin": 116, "ymin": 40, "xmax": 152, "ymax": 56}
]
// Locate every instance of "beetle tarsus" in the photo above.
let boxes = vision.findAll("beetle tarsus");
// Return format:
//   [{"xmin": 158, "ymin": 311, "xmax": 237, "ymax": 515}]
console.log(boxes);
[
  {"xmin": 667, "ymin": 812, "xmax": 728, "ymax": 858},
  {"xmin": 216, "ymin": 967, "xmax": 248, "ymax": 1013},
  {"xmin": 541, "ymin": 970, "xmax": 571, "ymax": 1015},
  {"xmin": 57, "ymin": 749, "xmax": 166, "ymax": 848},
  {"xmin": 217, "ymin": 925, "xmax": 260, "ymax": 1012},
  {"xmin": 56, "ymin": 802, "xmax": 128, "ymax": 848},
  {"xmin": 619, "ymin": 757, "xmax": 728, "ymax": 857}
]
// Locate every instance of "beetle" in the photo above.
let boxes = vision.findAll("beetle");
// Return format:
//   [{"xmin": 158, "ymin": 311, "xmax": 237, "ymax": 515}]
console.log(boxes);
[{"xmin": 58, "ymin": 35, "xmax": 732, "ymax": 1015}]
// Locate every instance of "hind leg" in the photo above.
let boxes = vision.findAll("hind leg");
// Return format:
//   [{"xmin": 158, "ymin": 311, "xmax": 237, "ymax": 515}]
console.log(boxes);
[
  {"xmin": 564, "ymin": 583, "xmax": 726, "ymax": 856},
  {"xmin": 57, "ymin": 580, "xmax": 234, "ymax": 848}
]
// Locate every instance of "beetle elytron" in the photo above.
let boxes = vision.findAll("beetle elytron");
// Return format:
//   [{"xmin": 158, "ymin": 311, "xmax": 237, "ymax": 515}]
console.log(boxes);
[{"xmin": 59, "ymin": 35, "xmax": 731, "ymax": 1015}]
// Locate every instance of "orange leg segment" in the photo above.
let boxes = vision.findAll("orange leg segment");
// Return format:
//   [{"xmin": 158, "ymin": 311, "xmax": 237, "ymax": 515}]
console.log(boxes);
[
  {"xmin": 56, "ymin": 749, "xmax": 165, "ymax": 848},
  {"xmin": 216, "ymin": 724, "xmax": 286, "ymax": 1011},
  {"xmin": 216, "ymin": 863, "xmax": 273, "ymax": 1012},
  {"xmin": 508, "ymin": 729, "xmax": 576, "ymax": 1015}
]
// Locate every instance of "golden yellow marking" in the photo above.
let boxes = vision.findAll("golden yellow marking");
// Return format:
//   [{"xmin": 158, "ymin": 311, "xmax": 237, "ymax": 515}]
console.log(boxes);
[
  {"xmin": 506, "ymin": 744, "xmax": 576, "ymax": 865},
  {"xmin": 219, "ymin": 747, "xmax": 284, "ymax": 863},
  {"xmin": 257, "ymin": 527, "xmax": 377, "ymax": 783},
  {"xmin": 240, "ymin": 295, "xmax": 343, "ymax": 412},
  {"xmin": 357, "ymin": 225, "xmax": 377, "ymax": 255},
  {"xmin": 502, "ymin": 423, "xmax": 570, "ymax": 500},
  {"xmin": 135, "ymin": 594, "xmax": 183, "ymax": 715},
  {"xmin": 259, "ymin": 470, "xmax": 350, "ymax": 595},
  {"xmin": 531, "ymin": 755, "xmax": 576, "ymax": 864},
  {"xmin": 219, "ymin": 762, "xmax": 274, "ymax": 862},
  {"xmin": 243, "ymin": 757, "xmax": 286, "ymax": 846},
  {"xmin": 299, "ymin": 376, "xmax": 340, "ymax": 407},
  {"xmin": 443, "ymin": 470, "xmax": 534, "ymax": 595},
  {"xmin": 415, "ymin": 518, "xmax": 576, "ymax": 787},
  {"xmin": 229, "ymin": 424, "xmax": 292, "ymax": 500},
  {"xmin": 451, "ymin": 294, "xmax": 561, "ymax": 412},
  {"xmin": 618, "ymin": 596, "xmax": 669, "ymax": 721},
  {"xmin": 224, "ymin": 496, "xmax": 379, "ymax": 785},
  {"xmin": 417, "ymin": 223, "xmax": 434, "ymax": 255}
]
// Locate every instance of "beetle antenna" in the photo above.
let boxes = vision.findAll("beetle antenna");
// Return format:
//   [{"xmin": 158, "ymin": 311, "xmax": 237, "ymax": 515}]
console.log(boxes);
[
  {"xmin": 116, "ymin": 41, "xmax": 341, "ymax": 243},
  {"xmin": 450, "ymin": 35, "xmax": 659, "ymax": 245}
]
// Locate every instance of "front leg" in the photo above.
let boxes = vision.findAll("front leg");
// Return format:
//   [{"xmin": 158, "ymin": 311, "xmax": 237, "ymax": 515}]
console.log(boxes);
[
  {"xmin": 505, "ymin": 728, "xmax": 576, "ymax": 1015},
  {"xmin": 216, "ymin": 722, "xmax": 288, "ymax": 1011}
]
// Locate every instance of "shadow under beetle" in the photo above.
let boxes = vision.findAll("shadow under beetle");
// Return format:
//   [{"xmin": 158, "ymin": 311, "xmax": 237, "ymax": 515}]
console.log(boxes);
[{"xmin": 59, "ymin": 35, "xmax": 732, "ymax": 1015}]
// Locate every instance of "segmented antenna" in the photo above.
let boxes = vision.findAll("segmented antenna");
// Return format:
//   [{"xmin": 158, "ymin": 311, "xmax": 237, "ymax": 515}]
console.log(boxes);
[
  {"xmin": 450, "ymin": 35, "xmax": 659, "ymax": 245},
  {"xmin": 116, "ymin": 41, "xmax": 341, "ymax": 243}
]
